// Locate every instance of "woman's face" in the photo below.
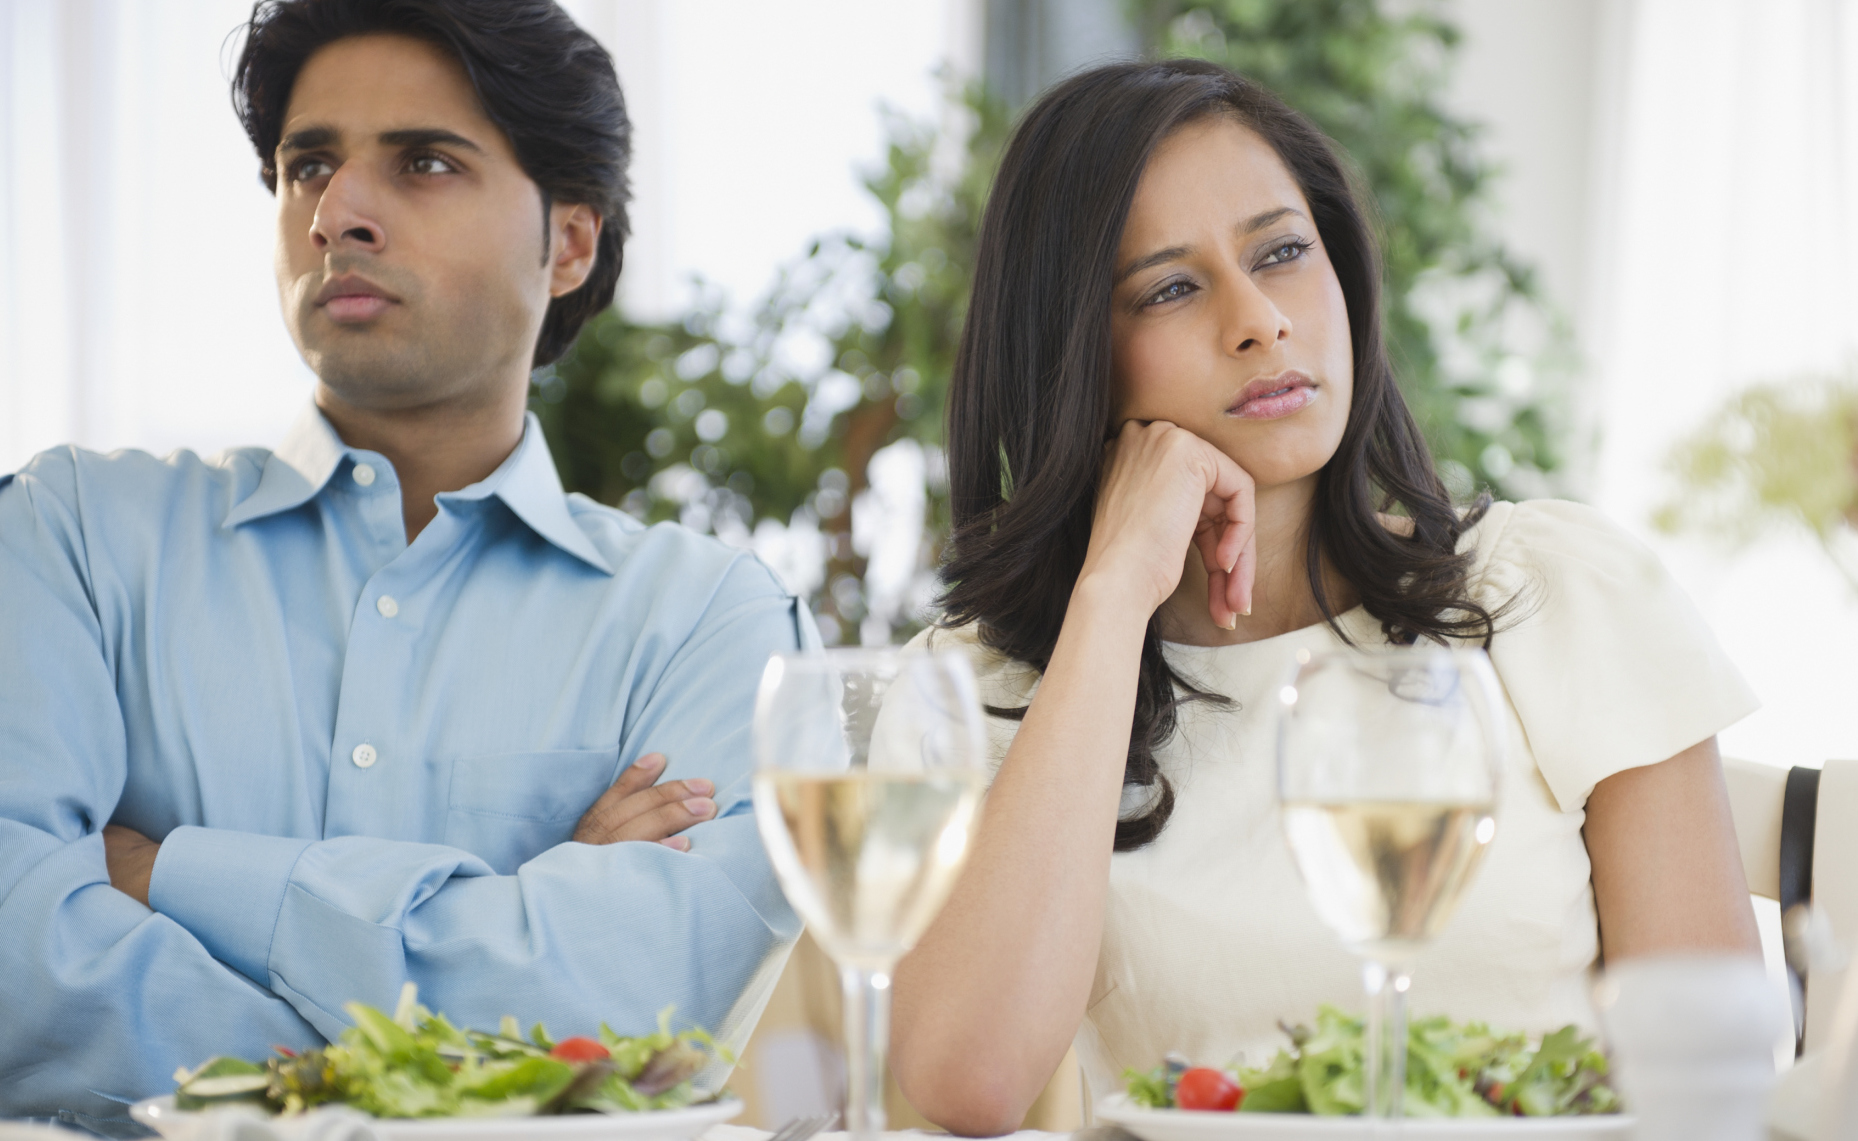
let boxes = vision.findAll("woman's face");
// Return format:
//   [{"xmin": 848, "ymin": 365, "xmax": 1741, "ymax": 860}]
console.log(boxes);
[{"xmin": 1109, "ymin": 116, "xmax": 1353, "ymax": 491}]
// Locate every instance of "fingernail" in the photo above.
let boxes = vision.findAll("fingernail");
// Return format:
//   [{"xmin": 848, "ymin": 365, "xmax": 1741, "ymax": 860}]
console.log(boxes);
[
  {"xmin": 1224, "ymin": 555, "xmax": 1237, "ymax": 573},
  {"xmin": 637, "ymin": 754, "xmax": 664, "ymax": 771},
  {"xmin": 685, "ymin": 798, "xmax": 716, "ymax": 819},
  {"xmin": 1223, "ymin": 616, "xmax": 1237, "ymax": 631},
  {"xmin": 1242, "ymin": 605, "xmax": 1252, "ymax": 617},
  {"xmin": 660, "ymin": 837, "xmax": 690, "ymax": 851},
  {"xmin": 685, "ymin": 778, "xmax": 713, "ymax": 797}
]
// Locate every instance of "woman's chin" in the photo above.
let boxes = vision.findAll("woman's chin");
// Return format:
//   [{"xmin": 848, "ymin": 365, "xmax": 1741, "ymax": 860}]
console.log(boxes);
[{"xmin": 1216, "ymin": 441, "xmax": 1338, "ymax": 491}]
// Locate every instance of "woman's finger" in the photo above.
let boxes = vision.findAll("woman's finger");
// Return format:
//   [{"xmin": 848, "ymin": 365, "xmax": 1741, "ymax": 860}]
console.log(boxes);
[
  {"xmin": 1204, "ymin": 565, "xmax": 1235, "ymax": 629},
  {"xmin": 1229, "ymin": 526, "xmax": 1257, "ymax": 618}
]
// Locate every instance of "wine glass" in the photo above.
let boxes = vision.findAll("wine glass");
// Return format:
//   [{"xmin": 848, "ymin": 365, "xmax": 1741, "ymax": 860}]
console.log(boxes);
[
  {"xmin": 1276, "ymin": 645, "xmax": 1504, "ymax": 1121},
  {"xmin": 752, "ymin": 648, "xmax": 987, "ymax": 1141}
]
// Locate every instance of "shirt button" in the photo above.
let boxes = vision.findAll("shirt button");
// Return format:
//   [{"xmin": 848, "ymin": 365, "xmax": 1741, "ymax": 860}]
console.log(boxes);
[
  {"xmin": 376, "ymin": 595, "xmax": 399, "ymax": 618},
  {"xmin": 352, "ymin": 463, "xmax": 376, "ymax": 487},
  {"xmin": 352, "ymin": 743, "xmax": 378, "ymax": 768}
]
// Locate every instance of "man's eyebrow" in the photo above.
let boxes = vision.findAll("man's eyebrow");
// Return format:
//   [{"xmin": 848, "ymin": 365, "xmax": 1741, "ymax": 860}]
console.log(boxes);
[
  {"xmin": 278, "ymin": 126, "xmax": 337, "ymax": 154},
  {"xmin": 378, "ymin": 128, "xmax": 485, "ymax": 154}
]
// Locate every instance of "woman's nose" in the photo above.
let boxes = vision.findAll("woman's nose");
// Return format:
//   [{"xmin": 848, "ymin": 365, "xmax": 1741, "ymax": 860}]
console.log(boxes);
[
  {"xmin": 1223, "ymin": 271, "xmax": 1292, "ymax": 354},
  {"xmin": 309, "ymin": 165, "xmax": 386, "ymax": 253}
]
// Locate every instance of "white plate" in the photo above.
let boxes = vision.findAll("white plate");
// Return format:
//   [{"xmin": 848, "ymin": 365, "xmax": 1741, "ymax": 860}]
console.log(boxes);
[
  {"xmin": 130, "ymin": 1095, "xmax": 741, "ymax": 1141},
  {"xmin": 1095, "ymin": 1093, "xmax": 1632, "ymax": 1141}
]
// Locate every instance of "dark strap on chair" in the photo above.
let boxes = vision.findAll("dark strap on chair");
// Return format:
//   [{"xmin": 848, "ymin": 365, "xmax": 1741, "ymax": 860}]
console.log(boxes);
[
  {"xmin": 1780, "ymin": 765, "xmax": 1821, "ymax": 1055},
  {"xmin": 1781, "ymin": 766, "xmax": 1820, "ymax": 915}
]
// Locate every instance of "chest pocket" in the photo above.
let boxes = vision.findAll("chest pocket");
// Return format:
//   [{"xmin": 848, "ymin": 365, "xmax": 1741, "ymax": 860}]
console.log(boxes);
[{"xmin": 445, "ymin": 747, "xmax": 620, "ymax": 874}]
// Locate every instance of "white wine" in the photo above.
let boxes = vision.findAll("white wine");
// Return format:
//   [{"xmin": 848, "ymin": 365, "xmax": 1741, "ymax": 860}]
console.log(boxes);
[
  {"xmin": 754, "ymin": 771, "xmax": 984, "ymax": 968},
  {"xmin": 1282, "ymin": 800, "xmax": 1495, "ymax": 963}
]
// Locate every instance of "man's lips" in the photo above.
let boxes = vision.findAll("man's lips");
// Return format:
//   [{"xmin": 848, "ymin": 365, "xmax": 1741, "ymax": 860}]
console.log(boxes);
[
  {"xmin": 1227, "ymin": 372, "xmax": 1317, "ymax": 420},
  {"xmin": 315, "ymin": 275, "xmax": 397, "ymax": 324}
]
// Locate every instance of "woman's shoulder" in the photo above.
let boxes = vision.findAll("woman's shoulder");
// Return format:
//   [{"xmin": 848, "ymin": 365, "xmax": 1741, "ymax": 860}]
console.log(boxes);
[
  {"xmin": 1454, "ymin": 499, "xmax": 1758, "ymax": 811},
  {"xmin": 1456, "ymin": 498, "xmax": 1676, "ymax": 604}
]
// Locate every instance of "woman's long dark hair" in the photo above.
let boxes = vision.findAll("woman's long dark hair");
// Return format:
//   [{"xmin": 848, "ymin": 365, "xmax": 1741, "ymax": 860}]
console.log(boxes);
[{"xmin": 940, "ymin": 59, "xmax": 1497, "ymax": 851}]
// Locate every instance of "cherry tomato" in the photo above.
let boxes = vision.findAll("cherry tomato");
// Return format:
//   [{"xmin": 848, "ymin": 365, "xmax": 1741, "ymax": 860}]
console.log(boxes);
[
  {"xmin": 1174, "ymin": 1067, "xmax": 1243, "ymax": 1111},
  {"xmin": 549, "ymin": 1036, "xmax": 611, "ymax": 1062}
]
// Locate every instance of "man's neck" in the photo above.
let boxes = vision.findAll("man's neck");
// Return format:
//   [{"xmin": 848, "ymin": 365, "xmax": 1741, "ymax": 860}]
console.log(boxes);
[{"xmin": 313, "ymin": 383, "xmax": 529, "ymax": 542}]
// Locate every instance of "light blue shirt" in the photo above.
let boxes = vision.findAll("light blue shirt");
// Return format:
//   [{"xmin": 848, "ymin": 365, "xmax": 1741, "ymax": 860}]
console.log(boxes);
[{"xmin": 0, "ymin": 407, "xmax": 809, "ymax": 1129}]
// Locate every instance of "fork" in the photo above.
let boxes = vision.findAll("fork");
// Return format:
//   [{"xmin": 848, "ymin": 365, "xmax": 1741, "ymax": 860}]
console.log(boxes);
[{"xmin": 766, "ymin": 1111, "xmax": 838, "ymax": 1141}]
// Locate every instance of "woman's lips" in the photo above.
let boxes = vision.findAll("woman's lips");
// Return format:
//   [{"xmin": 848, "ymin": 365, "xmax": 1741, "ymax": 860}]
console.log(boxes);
[
  {"xmin": 322, "ymin": 294, "xmax": 393, "ymax": 323},
  {"xmin": 1227, "ymin": 374, "xmax": 1317, "ymax": 420}
]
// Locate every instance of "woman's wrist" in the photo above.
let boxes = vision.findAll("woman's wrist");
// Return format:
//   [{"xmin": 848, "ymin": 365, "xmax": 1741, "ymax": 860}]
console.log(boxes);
[{"xmin": 1068, "ymin": 568, "xmax": 1162, "ymax": 640}]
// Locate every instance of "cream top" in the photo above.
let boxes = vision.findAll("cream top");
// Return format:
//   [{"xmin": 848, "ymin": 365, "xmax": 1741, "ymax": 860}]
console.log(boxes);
[{"xmin": 909, "ymin": 500, "xmax": 1759, "ymax": 1101}]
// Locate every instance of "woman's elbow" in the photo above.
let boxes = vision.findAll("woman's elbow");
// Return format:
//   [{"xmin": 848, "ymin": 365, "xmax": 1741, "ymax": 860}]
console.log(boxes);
[{"xmin": 893, "ymin": 1044, "xmax": 1037, "ymax": 1136}]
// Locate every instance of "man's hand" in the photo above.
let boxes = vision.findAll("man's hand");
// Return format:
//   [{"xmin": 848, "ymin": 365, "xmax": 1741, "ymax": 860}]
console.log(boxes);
[
  {"xmin": 572, "ymin": 753, "xmax": 716, "ymax": 851},
  {"xmin": 103, "ymin": 824, "xmax": 160, "ymax": 906}
]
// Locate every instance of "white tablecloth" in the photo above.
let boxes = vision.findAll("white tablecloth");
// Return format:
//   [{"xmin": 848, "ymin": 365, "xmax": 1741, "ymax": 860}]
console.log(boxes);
[{"xmin": 705, "ymin": 1125, "xmax": 1069, "ymax": 1141}]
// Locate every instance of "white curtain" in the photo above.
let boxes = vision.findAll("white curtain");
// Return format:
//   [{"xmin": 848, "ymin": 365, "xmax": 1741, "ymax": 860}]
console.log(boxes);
[
  {"xmin": 0, "ymin": 0, "xmax": 315, "ymax": 475},
  {"xmin": 1584, "ymin": 0, "xmax": 1858, "ymax": 768}
]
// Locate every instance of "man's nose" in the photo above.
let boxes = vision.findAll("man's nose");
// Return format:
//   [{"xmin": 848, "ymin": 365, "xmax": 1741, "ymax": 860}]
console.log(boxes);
[{"xmin": 309, "ymin": 165, "xmax": 386, "ymax": 253}]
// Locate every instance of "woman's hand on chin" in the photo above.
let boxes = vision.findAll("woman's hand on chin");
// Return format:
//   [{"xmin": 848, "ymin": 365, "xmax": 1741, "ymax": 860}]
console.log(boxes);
[{"xmin": 1078, "ymin": 419, "xmax": 1257, "ymax": 629}]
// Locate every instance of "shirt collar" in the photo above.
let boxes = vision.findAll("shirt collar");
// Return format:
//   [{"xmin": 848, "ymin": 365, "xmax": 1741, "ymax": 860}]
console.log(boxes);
[
  {"xmin": 223, "ymin": 405, "xmax": 348, "ymax": 527},
  {"xmin": 225, "ymin": 405, "xmax": 614, "ymax": 576},
  {"xmin": 440, "ymin": 412, "xmax": 615, "ymax": 575}
]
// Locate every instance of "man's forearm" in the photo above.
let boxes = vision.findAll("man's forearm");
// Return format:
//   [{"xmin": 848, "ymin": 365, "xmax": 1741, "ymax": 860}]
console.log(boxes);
[{"xmin": 103, "ymin": 825, "xmax": 160, "ymax": 905}]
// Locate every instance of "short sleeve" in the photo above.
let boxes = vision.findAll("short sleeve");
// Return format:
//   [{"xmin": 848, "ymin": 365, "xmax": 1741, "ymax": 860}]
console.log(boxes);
[
  {"xmin": 904, "ymin": 623, "xmax": 1038, "ymax": 781},
  {"xmin": 1470, "ymin": 500, "xmax": 1759, "ymax": 812}
]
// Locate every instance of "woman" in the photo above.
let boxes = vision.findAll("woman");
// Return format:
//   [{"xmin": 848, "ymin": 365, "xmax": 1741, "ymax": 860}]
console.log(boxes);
[{"xmin": 889, "ymin": 59, "xmax": 1761, "ymax": 1135}]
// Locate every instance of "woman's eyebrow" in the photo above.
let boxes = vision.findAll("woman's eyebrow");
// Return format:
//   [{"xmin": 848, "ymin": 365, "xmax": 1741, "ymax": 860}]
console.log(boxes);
[
  {"xmin": 1114, "ymin": 207, "xmax": 1311, "ymax": 284},
  {"xmin": 1114, "ymin": 245, "xmax": 1190, "ymax": 285},
  {"xmin": 1239, "ymin": 206, "xmax": 1306, "ymax": 234}
]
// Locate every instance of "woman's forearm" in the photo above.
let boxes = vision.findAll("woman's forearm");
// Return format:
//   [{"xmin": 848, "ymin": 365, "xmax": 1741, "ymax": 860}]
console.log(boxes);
[{"xmin": 891, "ymin": 574, "xmax": 1152, "ymax": 1135}]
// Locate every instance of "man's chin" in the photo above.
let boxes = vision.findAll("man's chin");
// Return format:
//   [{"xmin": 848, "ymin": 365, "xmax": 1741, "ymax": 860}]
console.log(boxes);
[{"xmin": 304, "ymin": 343, "xmax": 451, "ymax": 410}]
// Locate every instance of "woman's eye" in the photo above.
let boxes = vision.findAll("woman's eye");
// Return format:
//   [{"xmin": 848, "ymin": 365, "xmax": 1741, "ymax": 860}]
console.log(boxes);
[
  {"xmin": 1146, "ymin": 279, "xmax": 1196, "ymax": 306},
  {"xmin": 407, "ymin": 152, "xmax": 458, "ymax": 176},
  {"xmin": 1257, "ymin": 240, "xmax": 1312, "ymax": 268}
]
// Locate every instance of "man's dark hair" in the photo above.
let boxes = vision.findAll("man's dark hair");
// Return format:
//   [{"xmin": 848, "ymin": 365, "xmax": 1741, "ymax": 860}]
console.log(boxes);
[{"xmin": 232, "ymin": 0, "xmax": 629, "ymax": 366}]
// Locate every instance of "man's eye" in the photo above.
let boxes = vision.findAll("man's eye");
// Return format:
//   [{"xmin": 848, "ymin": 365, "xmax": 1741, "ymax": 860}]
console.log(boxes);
[
  {"xmin": 407, "ymin": 153, "xmax": 458, "ymax": 175},
  {"xmin": 289, "ymin": 158, "xmax": 334, "ymax": 182}
]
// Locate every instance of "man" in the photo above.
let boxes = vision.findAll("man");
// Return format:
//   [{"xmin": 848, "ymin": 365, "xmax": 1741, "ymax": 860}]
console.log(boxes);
[{"xmin": 0, "ymin": 1, "xmax": 807, "ymax": 1130}]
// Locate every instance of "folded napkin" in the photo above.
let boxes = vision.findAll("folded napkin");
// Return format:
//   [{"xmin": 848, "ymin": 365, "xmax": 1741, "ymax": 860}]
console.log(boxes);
[{"xmin": 1595, "ymin": 954, "xmax": 1786, "ymax": 1141}]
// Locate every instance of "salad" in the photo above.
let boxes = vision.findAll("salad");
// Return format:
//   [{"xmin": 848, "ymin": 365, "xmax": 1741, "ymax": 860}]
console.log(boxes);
[
  {"xmin": 1124, "ymin": 1006, "xmax": 1621, "ymax": 1118},
  {"xmin": 173, "ymin": 984, "xmax": 723, "ymax": 1118}
]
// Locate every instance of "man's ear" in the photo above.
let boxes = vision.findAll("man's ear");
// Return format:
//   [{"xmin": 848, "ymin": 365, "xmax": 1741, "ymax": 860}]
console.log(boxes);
[{"xmin": 548, "ymin": 202, "xmax": 602, "ymax": 298}]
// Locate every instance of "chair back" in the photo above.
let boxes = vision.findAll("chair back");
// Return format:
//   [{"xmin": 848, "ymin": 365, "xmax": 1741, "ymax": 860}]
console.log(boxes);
[{"xmin": 1722, "ymin": 757, "xmax": 1858, "ymax": 1052}]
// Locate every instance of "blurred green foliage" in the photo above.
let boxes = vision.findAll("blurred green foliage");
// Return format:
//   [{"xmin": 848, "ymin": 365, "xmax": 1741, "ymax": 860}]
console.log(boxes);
[
  {"xmin": 533, "ymin": 0, "xmax": 1571, "ymax": 640},
  {"xmin": 532, "ymin": 91, "xmax": 1007, "ymax": 641},
  {"xmin": 1655, "ymin": 373, "xmax": 1858, "ymax": 591}
]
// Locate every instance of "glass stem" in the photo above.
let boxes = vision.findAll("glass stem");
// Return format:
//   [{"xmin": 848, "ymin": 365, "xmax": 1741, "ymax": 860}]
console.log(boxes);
[
  {"xmin": 1362, "ymin": 959, "xmax": 1410, "ymax": 1120},
  {"xmin": 840, "ymin": 964, "xmax": 891, "ymax": 1141}
]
